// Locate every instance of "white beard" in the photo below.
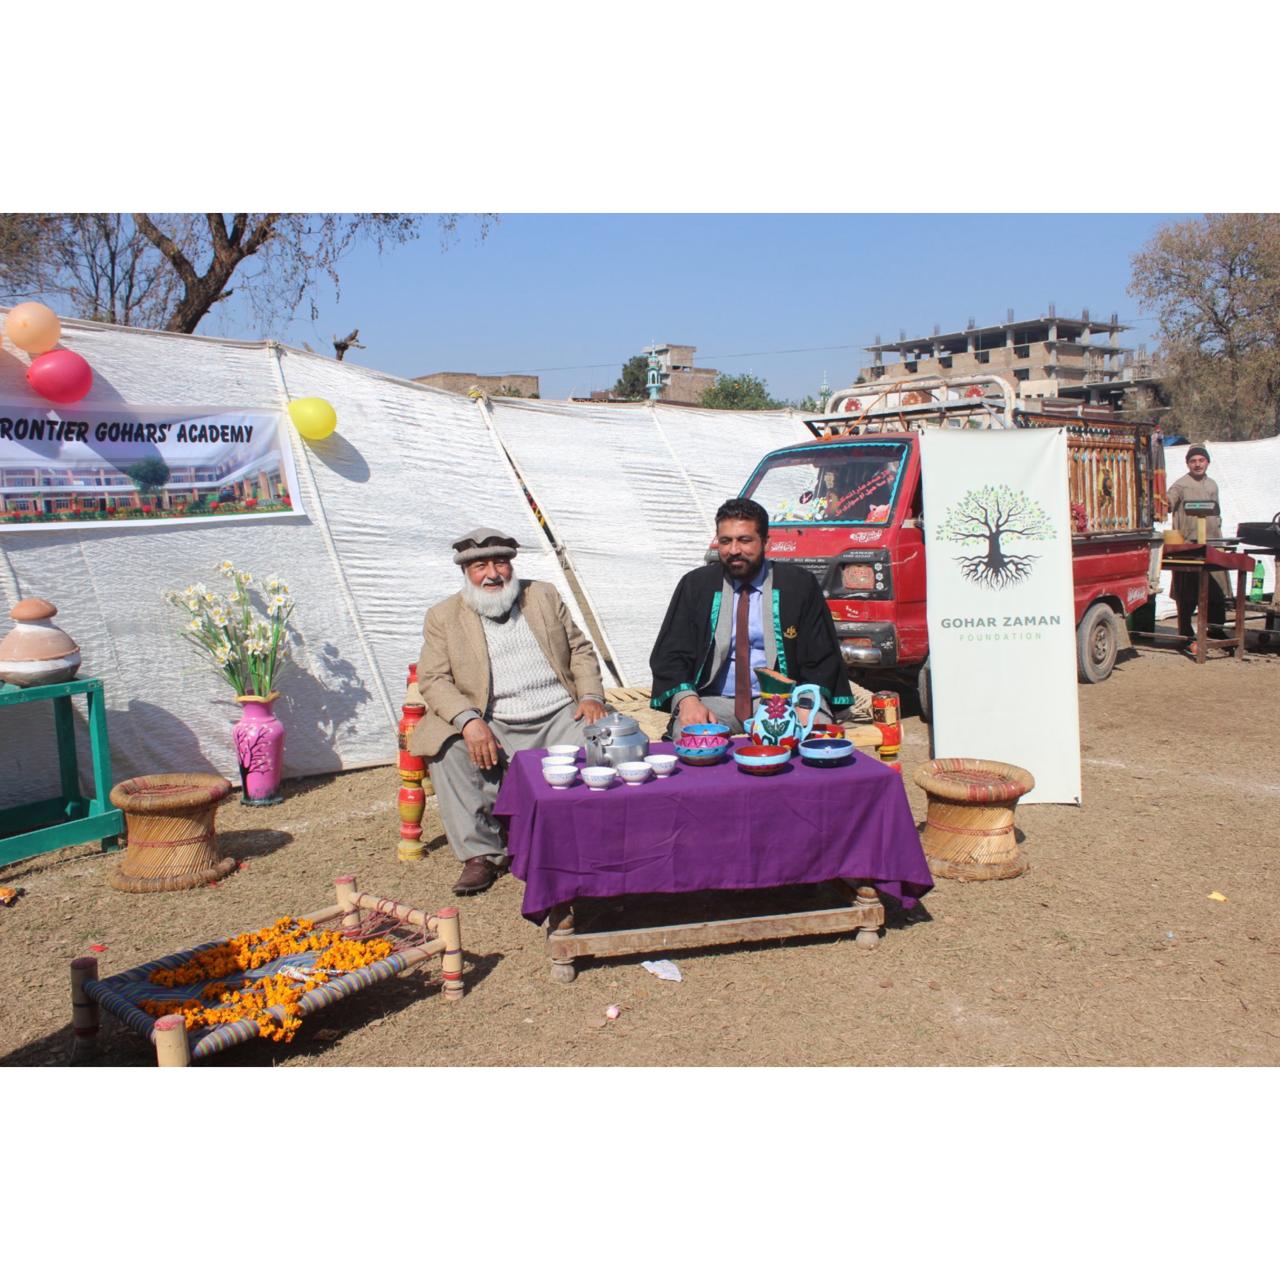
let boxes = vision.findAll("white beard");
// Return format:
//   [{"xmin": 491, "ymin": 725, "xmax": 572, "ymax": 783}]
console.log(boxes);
[{"xmin": 461, "ymin": 574, "xmax": 521, "ymax": 619}]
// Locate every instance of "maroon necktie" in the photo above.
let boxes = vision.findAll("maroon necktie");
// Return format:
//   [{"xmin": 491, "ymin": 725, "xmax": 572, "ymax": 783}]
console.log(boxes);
[{"xmin": 734, "ymin": 586, "xmax": 751, "ymax": 726}]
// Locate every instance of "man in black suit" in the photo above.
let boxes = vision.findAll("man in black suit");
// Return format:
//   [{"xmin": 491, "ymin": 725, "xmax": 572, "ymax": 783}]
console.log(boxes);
[{"xmin": 649, "ymin": 497, "xmax": 853, "ymax": 734}]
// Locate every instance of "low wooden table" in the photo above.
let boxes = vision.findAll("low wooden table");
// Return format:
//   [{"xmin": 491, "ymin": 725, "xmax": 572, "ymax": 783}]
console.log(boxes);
[
  {"xmin": 495, "ymin": 746, "xmax": 932, "ymax": 983},
  {"xmin": 1161, "ymin": 542, "xmax": 1255, "ymax": 663},
  {"xmin": 545, "ymin": 883, "xmax": 885, "ymax": 983}
]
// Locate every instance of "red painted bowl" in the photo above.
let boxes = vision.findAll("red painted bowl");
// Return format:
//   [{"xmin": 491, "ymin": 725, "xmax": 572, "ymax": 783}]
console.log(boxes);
[{"xmin": 732, "ymin": 744, "xmax": 791, "ymax": 776}]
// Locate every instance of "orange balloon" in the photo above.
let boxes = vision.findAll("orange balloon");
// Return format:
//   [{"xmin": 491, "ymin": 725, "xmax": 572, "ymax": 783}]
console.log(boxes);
[{"xmin": 4, "ymin": 302, "xmax": 62, "ymax": 355}]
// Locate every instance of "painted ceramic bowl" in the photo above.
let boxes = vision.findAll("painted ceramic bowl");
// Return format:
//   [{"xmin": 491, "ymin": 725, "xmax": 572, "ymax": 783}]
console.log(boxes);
[
  {"xmin": 732, "ymin": 744, "xmax": 791, "ymax": 776},
  {"xmin": 547, "ymin": 742, "xmax": 581, "ymax": 758},
  {"xmin": 807, "ymin": 723, "xmax": 845, "ymax": 740},
  {"xmin": 542, "ymin": 754, "xmax": 576, "ymax": 772},
  {"xmin": 543, "ymin": 765, "xmax": 578, "ymax": 789},
  {"xmin": 798, "ymin": 739, "xmax": 855, "ymax": 768},
  {"xmin": 679, "ymin": 723, "xmax": 731, "ymax": 750},
  {"xmin": 617, "ymin": 761, "xmax": 653, "ymax": 786},
  {"xmin": 581, "ymin": 766, "xmax": 617, "ymax": 790},
  {"xmin": 644, "ymin": 753, "xmax": 678, "ymax": 778},
  {"xmin": 674, "ymin": 740, "xmax": 727, "ymax": 767}
]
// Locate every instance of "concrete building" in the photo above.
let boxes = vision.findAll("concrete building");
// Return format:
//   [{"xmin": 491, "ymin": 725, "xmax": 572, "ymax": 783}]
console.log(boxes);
[
  {"xmin": 642, "ymin": 343, "xmax": 719, "ymax": 404},
  {"xmin": 858, "ymin": 309, "xmax": 1161, "ymax": 412},
  {"xmin": 413, "ymin": 372, "xmax": 540, "ymax": 398}
]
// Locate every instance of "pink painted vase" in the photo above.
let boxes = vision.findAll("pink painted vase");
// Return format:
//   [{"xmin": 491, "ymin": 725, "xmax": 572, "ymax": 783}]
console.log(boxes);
[{"xmin": 233, "ymin": 693, "xmax": 285, "ymax": 806}]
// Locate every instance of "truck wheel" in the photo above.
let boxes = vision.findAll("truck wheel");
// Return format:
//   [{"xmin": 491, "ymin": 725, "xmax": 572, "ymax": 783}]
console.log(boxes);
[
  {"xmin": 917, "ymin": 658, "xmax": 932, "ymax": 724},
  {"xmin": 1077, "ymin": 603, "xmax": 1119, "ymax": 683}
]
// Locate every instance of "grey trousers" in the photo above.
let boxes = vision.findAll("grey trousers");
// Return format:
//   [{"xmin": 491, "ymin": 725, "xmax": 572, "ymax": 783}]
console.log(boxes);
[{"xmin": 431, "ymin": 700, "xmax": 587, "ymax": 864}]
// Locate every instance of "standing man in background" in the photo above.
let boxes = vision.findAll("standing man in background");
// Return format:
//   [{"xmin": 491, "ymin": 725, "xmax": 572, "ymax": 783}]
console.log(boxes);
[{"xmin": 1167, "ymin": 444, "xmax": 1230, "ymax": 654}]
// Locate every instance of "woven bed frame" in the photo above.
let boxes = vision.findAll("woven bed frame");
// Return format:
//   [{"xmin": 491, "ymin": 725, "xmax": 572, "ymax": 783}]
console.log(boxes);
[{"xmin": 70, "ymin": 876, "xmax": 463, "ymax": 1066}]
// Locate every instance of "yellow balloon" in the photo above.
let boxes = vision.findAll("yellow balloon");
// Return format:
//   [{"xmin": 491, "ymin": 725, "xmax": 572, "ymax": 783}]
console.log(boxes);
[
  {"xmin": 4, "ymin": 301, "xmax": 61, "ymax": 355},
  {"xmin": 288, "ymin": 397, "xmax": 338, "ymax": 441}
]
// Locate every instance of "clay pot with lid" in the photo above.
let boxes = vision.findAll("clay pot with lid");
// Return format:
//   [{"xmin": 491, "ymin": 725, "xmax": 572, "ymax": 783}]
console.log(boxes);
[{"xmin": 0, "ymin": 598, "xmax": 82, "ymax": 687}]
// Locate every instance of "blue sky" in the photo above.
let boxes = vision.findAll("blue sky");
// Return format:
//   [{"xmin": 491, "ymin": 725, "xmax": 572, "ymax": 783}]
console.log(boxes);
[{"xmin": 228, "ymin": 213, "xmax": 1179, "ymax": 404}]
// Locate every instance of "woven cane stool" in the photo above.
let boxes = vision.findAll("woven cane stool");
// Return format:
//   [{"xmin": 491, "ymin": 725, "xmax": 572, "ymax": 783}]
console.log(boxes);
[
  {"xmin": 912, "ymin": 757, "xmax": 1035, "ymax": 881},
  {"xmin": 107, "ymin": 773, "xmax": 235, "ymax": 893}
]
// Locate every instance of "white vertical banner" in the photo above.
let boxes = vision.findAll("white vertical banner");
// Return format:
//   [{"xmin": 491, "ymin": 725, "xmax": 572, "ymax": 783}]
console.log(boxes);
[{"xmin": 920, "ymin": 428, "xmax": 1081, "ymax": 805}]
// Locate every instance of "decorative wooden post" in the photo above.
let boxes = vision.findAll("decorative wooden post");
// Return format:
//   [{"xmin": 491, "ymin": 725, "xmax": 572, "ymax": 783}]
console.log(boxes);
[
  {"xmin": 854, "ymin": 885, "xmax": 883, "ymax": 950},
  {"xmin": 396, "ymin": 663, "xmax": 430, "ymax": 862},
  {"xmin": 154, "ymin": 1013, "xmax": 191, "ymax": 1067},
  {"xmin": 548, "ymin": 903, "xmax": 577, "ymax": 983},
  {"xmin": 335, "ymin": 874, "xmax": 362, "ymax": 932},
  {"xmin": 436, "ymin": 906, "xmax": 465, "ymax": 1000},
  {"xmin": 70, "ymin": 956, "xmax": 100, "ymax": 1060}
]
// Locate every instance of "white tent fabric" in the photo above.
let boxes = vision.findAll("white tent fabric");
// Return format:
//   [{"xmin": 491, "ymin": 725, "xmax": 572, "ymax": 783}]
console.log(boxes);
[
  {"xmin": 0, "ymin": 318, "xmax": 582, "ymax": 809},
  {"xmin": 485, "ymin": 398, "xmax": 811, "ymax": 685},
  {"xmin": 1154, "ymin": 434, "xmax": 1280, "ymax": 618}
]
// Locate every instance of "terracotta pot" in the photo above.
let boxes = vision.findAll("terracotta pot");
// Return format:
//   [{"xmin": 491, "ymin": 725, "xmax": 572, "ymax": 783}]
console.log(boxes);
[
  {"xmin": 0, "ymin": 598, "xmax": 81, "ymax": 687},
  {"xmin": 233, "ymin": 693, "xmax": 285, "ymax": 806}
]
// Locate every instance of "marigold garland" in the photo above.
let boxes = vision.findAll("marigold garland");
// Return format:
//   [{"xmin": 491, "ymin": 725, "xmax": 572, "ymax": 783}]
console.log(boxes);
[{"xmin": 141, "ymin": 917, "xmax": 394, "ymax": 1043}]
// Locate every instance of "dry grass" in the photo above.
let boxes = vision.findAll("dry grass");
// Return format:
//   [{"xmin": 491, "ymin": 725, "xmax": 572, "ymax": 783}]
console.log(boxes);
[{"xmin": 2, "ymin": 639, "xmax": 1277, "ymax": 1068}]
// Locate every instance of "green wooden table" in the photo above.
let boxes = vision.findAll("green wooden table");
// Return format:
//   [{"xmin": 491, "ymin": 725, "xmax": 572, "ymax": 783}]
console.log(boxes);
[{"xmin": 0, "ymin": 677, "xmax": 124, "ymax": 869}]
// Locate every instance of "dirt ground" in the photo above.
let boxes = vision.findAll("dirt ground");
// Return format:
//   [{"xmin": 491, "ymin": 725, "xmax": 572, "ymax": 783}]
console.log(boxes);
[{"xmin": 3, "ymin": 626, "xmax": 1278, "ymax": 1069}]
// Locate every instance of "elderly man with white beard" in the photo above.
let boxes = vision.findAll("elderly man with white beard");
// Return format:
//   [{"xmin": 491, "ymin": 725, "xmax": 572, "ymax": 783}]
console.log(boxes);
[{"xmin": 409, "ymin": 527, "xmax": 608, "ymax": 895}]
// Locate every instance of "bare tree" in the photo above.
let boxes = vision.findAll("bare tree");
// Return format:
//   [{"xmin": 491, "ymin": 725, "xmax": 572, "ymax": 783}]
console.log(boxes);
[
  {"xmin": 3, "ymin": 213, "xmax": 497, "ymax": 336},
  {"xmin": 1130, "ymin": 213, "xmax": 1280, "ymax": 440},
  {"xmin": 938, "ymin": 485, "xmax": 1054, "ymax": 588}
]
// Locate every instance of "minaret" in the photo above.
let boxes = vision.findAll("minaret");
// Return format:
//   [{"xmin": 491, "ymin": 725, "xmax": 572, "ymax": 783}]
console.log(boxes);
[{"xmin": 646, "ymin": 342, "xmax": 663, "ymax": 402}]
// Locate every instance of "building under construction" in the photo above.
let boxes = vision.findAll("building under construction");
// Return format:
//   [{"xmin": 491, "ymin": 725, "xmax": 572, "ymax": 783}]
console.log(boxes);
[{"xmin": 859, "ymin": 308, "xmax": 1161, "ymax": 414}]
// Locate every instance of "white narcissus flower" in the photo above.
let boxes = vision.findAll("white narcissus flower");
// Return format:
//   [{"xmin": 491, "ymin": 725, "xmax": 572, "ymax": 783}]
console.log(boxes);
[
  {"xmin": 209, "ymin": 608, "xmax": 229, "ymax": 627},
  {"xmin": 213, "ymin": 644, "xmax": 233, "ymax": 664},
  {"xmin": 236, "ymin": 570, "xmax": 252, "ymax": 585},
  {"xmin": 270, "ymin": 594, "xmax": 289, "ymax": 615},
  {"xmin": 186, "ymin": 618, "xmax": 203, "ymax": 633},
  {"xmin": 218, "ymin": 561, "xmax": 235, "ymax": 576}
]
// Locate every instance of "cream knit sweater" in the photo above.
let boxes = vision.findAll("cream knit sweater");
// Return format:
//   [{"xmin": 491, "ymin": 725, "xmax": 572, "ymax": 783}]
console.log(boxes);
[{"xmin": 482, "ymin": 603, "xmax": 573, "ymax": 724}]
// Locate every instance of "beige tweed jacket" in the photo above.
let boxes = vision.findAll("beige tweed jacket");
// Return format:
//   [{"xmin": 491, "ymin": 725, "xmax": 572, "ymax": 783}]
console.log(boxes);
[{"xmin": 409, "ymin": 580, "xmax": 605, "ymax": 760}]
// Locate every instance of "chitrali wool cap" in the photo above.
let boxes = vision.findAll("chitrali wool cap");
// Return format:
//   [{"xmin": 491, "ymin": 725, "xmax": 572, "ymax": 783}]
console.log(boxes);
[
  {"xmin": 452, "ymin": 527, "xmax": 519, "ymax": 565},
  {"xmin": 1187, "ymin": 444, "xmax": 1211, "ymax": 461}
]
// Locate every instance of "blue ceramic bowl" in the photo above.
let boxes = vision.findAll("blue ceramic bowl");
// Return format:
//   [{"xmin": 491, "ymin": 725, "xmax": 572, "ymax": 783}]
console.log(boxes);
[
  {"xmin": 674, "ymin": 740, "xmax": 728, "ymax": 767},
  {"xmin": 798, "ymin": 739, "xmax": 855, "ymax": 768}
]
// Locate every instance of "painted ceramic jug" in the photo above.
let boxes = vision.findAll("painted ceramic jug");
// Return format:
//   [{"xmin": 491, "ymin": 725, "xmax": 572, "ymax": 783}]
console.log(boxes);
[{"xmin": 744, "ymin": 680, "xmax": 824, "ymax": 749}]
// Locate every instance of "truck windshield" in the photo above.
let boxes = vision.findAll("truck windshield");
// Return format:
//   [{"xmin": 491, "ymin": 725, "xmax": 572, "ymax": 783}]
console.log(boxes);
[{"xmin": 742, "ymin": 442, "xmax": 908, "ymax": 526}]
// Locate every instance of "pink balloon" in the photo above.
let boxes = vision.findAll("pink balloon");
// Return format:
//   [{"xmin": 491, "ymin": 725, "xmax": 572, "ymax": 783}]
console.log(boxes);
[{"xmin": 26, "ymin": 349, "xmax": 93, "ymax": 404}]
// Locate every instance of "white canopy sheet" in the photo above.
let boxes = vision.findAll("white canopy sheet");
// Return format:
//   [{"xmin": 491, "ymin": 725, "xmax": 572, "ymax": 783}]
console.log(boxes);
[
  {"xmin": 0, "ymin": 318, "xmax": 581, "ymax": 808},
  {"xmin": 485, "ymin": 398, "xmax": 810, "ymax": 685}
]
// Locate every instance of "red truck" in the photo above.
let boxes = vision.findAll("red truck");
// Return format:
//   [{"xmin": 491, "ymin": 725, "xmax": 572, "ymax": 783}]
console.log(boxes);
[{"xmin": 733, "ymin": 375, "xmax": 1167, "ymax": 718}]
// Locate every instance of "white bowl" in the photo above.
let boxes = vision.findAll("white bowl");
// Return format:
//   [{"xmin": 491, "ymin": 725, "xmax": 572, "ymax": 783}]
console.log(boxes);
[
  {"xmin": 542, "ymin": 754, "xmax": 576, "ymax": 772},
  {"xmin": 542, "ymin": 765, "xmax": 578, "ymax": 789},
  {"xmin": 548, "ymin": 742, "xmax": 582, "ymax": 758},
  {"xmin": 581, "ymin": 766, "xmax": 617, "ymax": 791},
  {"xmin": 617, "ymin": 761, "xmax": 653, "ymax": 786},
  {"xmin": 644, "ymin": 753, "xmax": 678, "ymax": 778}
]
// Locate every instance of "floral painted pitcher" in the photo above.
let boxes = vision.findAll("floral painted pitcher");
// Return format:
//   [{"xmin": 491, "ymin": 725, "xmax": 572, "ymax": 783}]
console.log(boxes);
[{"xmin": 744, "ymin": 680, "xmax": 823, "ymax": 748}]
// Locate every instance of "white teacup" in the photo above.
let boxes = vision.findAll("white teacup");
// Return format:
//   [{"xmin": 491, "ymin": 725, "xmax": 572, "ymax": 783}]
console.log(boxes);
[
  {"xmin": 547, "ymin": 742, "xmax": 581, "ymax": 759},
  {"xmin": 542, "ymin": 754, "xmax": 576, "ymax": 772},
  {"xmin": 645, "ymin": 753, "xmax": 678, "ymax": 778},
  {"xmin": 617, "ymin": 761, "xmax": 653, "ymax": 786},
  {"xmin": 581, "ymin": 766, "xmax": 617, "ymax": 791},
  {"xmin": 543, "ymin": 765, "xmax": 578, "ymax": 790}
]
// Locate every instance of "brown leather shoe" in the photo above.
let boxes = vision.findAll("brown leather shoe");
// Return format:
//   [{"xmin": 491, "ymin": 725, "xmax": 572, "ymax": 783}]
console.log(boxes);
[{"xmin": 452, "ymin": 856, "xmax": 505, "ymax": 896}]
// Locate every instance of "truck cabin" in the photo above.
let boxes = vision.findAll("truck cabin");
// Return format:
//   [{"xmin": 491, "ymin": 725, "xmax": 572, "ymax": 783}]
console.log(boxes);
[{"xmin": 741, "ymin": 439, "xmax": 914, "ymax": 531}]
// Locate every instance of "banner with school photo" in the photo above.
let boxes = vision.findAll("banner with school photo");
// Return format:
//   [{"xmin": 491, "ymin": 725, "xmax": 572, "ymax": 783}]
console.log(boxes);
[
  {"xmin": 920, "ymin": 428, "xmax": 1081, "ymax": 805},
  {"xmin": 0, "ymin": 404, "xmax": 304, "ymax": 531}
]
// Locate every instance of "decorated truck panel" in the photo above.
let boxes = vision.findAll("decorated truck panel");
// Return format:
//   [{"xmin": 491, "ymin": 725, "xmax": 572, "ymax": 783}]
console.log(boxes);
[{"xmin": 732, "ymin": 375, "xmax": 1165, "ymax": 696}]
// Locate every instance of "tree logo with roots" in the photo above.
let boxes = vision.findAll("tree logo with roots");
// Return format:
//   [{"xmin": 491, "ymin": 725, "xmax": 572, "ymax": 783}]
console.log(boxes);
[{"xmin": 937, "ymin": 484, "xmax": 1055, "ymax": 589}]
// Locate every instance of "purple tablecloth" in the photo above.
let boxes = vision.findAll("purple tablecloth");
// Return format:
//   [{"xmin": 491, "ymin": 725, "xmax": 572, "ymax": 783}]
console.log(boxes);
[{"xmin": 494, "ymin": 747, "xmax": 933, "ymax": 923}]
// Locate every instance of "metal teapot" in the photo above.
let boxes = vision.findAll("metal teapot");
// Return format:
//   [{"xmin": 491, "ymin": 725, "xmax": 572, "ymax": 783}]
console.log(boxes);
[{"xmin": 583, "ymin": 712, "xmax": 650, "ymax": 768}]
